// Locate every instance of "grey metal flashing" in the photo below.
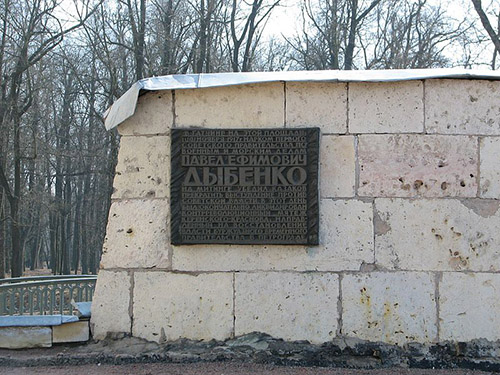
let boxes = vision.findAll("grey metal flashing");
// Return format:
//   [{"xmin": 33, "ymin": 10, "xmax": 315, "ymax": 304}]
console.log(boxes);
[
  {"xmin": 104, "ymin": 68, "xmax": 500, "ymax": 130},
  {"xmin": 0, "ymin": 315, "xmax": 79, "ymax": 327},
  {"xmin": 72, "ymin": 301, "xmax": 92, "ymax": 318}
]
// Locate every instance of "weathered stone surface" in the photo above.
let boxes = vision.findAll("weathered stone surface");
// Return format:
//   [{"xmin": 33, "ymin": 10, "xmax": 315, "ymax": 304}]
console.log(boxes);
[
  {"xmin": 358, "ymin": 135, "xmax": 477, "ymax": 197},
  {"xmin": 101, "ymin": 199, "xmax": 170, "ymax": 269},
  {"xmin": 425, "ymin": 79, "xmax": 500, "ymax": 135},
  {"xmin": 118, "ymin": 91, "xmax": 173, "ymax": 136},
  {"xmin": 235, "ymin": 272, "xmax": 338, "ymax": 344},
  {"xmin": 286, "ymin": 82, "xmax": 347, "ymax": 133},
  {"xmin": 112, "ymin": 135, "xmax": 170, "ymax": 200},
  {"xmin": 172, "ymin": 243, "xmax": 306, "ymax": 272},
  {"xmin": 175, "ymin": 83, "xmax": 284, "ymax": 128},
  {"xmin": 342, "ymin": 272, "xmax": 437, "ymax": 345},
  {"xmin": 53, "ymin": 321, "xmax": 90, "ymax": 343},
  {"xmin": 440, "ymin": 273, "xmax": 500, "ymax": 342},
  {"xmin": 349, "ymin": 81, "xmax": 423, "ymax": 133},
  {"xmin": 375, "ymin": 198, "xmax": 500, "ymax": 271},
  {"xmin": 133, "ymin": 272, "xmax": 233, "ymax": 342},
  {"xmin": 320, "ymin": 136, "xmax": 355, "ymax": 197},
  {"xmin": 91, "ymin": 270, "xmax": 131, "ymax": 340},
  {"xmin": 480, "ymin": 137, "xmax": 500, "ymax": 198},
  {"xmin": 172, "ymin": 199, "xmax": 373, "ymax": 272},
  {"xmin": 316, "ymin": 199, "xmax": 374, "ymax": 270},
  {"xmin": 0, "ymin": 327, "xmax": 52, "ymax": 349}
]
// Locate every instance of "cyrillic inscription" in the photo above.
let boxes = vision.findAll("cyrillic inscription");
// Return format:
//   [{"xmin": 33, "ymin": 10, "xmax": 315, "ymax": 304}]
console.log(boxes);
[{"xmin": 170, "ymin": 128, "xmax": 319, "ymax": 245}]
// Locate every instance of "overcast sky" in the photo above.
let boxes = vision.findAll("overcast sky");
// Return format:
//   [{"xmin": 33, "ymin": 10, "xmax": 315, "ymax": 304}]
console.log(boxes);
[
  {"xmin": 265, "ymin": 0, "xmax": 472, "ymax": 39},
  {"xmin": 263, "ymin": 0, "xmax": 497, "ymax": 68}
]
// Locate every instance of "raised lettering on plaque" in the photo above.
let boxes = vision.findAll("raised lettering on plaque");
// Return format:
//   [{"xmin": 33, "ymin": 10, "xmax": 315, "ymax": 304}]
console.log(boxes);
[{"xmin": 170, "ymin": 128, "xmax": 319, "ymax": 245}]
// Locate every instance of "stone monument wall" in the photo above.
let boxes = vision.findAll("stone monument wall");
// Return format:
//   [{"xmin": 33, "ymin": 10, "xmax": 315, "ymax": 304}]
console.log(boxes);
[{"xmin": 91, "ymin": 79, "xmax": 500, "ymax": 345}]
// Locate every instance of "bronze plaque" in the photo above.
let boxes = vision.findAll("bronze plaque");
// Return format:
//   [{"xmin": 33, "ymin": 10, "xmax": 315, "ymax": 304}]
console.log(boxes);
[{"xmin": 170, "ymin": 128, "xmax": 319, "ymax": 245}]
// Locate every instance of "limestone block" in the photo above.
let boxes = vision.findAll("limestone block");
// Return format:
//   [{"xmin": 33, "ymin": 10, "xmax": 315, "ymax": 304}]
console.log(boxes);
[
  {"xmin": 358, "ymin": 135, "xmax": 477, "ymax": 197},
  {"xmin": 440, "ymin": 273, "xmax": 500, "ymax": 341},
  {"xmin": 349, "ymin": 81, "xmax": 423, "ymax": 133},
  {"xmin": 172, "ymin": 244, "xmax": 307, "ymax": 272},
  {"xmin": 342, "ymin": 272, "xmax": 437, "ymax": 344},
  {"xmin": 101, "ymin": 199, "xmax": 170, "ymax": 269},
  {"xmin": 480, "ymin": 137, "xmax": 500, "ymax": 198},
  {"xmin": 133, "ymin": 272, "xmax": 233, "ymax": 342},
  {"xmin": 320, "ymin": 136, "xmax": 355, "ymax": 197},
  {"xmin": 112, "ymin": 135, "xmax": 170, "ymax": 199},
  {"xmin": 0, "ymin": 327, "xmax": 51, "ymax": 349},
  {"xmin": 425, "ymin": 79, "xmax": 500, "ymax": 135},
  {"xmin": 172, "ymin": 199, "xmax": 373, "ymax": 272},
  {"xmin": 316, "ymin": 199, "xmax": 374, "ymax": 270},
  {"xmin": 375, "ymin": 198, "xmax": 500, "ymax": 271},
  {"xmin": 91, "ymin": 270, "xmax": 131, "ymax": 340},
  {"xmin": 235, "ymin": 272, "xmax": 338, "ymax": 344},
  {"xmin": 175, "ymin": 83, "xmax": 284, "ymax": 128},
  {"xmin": 286, "ymin": 82, "xmax": 347, "ymax": 133},
  {"xmin": 118, "ymin": 91, "xmax": 173, "ymax": 136},
  {"xmin": 52, "ymin": 321, "xmax": 90, "ymax": 343}
]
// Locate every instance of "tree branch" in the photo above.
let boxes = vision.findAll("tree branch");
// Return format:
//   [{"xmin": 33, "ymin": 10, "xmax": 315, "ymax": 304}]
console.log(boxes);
[{"xmin": 471, "ymin": 0, "xmax": 500, "ymax": 54}]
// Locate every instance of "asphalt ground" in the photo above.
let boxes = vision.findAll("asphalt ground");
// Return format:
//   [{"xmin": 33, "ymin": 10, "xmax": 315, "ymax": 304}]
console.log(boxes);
[{"xmin": 1, "ymin": 362, "xmax": 497, "ymax": 375}]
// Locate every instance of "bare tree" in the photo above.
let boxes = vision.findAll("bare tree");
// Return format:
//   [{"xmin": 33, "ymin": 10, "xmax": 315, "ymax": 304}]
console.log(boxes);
[
  {"xmin": 360, "ymin": 0, "xmax": 464, "ymax": 69},
  {"xmin": 287, "ymin": 0, "xmax": 382, "ymax": 70},
  {"xmin": 0, "ymin": 0, "xmax": 497, "ymax": 280},
  {"xmin": 471, "ymin": 0, "xmax": 500, "ymax": 53},
  {"xmin": 0, "ymin": 0, "xmax": 98, "ymax": 277},
  {"xmin": 120, "ymin": 0, "xmax": 147, "ymax": 80},
  {"xmin": 344, "ymin": 0, "xmax": 382, "ymax": 69},
  {"xmin": 149, "ymin": 0, "xmax": 195, "ymax": 74},
  {"xmin": 228, "ymin": 0, "xmax": 281, "ymax": 72},
  {"xmin": 471, "ymin": 0, "xmax": 500, "ymax": 68}
]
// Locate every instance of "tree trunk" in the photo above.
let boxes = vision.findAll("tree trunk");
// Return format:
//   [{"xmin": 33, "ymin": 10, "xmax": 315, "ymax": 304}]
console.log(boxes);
[
  {"xmin": 0, "ymin": 191, "xmax": 5, "ymax": 278},
  {"xmin": 129, "ymin": 0, "xmax": 147, "ymax": 80},
  {"xmin": 161, "ymin": 0, "xmax": 174, "ymax": 74},
  {"xmin": 62, "ymin": 175, "xmax": 71, "ymax": 275},
  {"xmin": 81, "ymin": 206, "xmax": 88, "ymax": 274},
  {"xmin": 330, "ymin": 0, "xmax": 340, "ymax": 70},
  {"xmin": 54, "ymin": 150, "xmax": 63, "ymax": 274},
  {"xmin": 10, "ymin": 114, "xmax": 22, "ymax": 277},
  {"xmin": 10, "ymin": 199, "xmax": 22, "ymax": 277},
  {"xmin": 72, "ymin": 181, "xmax": 82, "ymax": 273},
  {"xmin": 344, "ymin": 0, "xmax": 358, "ymax": 70},
  {"xmin": 471, "ymin": 0, "xmax": 500, "ymax": 54},
  {"xmin": 197, "ymin": 0, "xmax": 208, "ymax": 73},
  {"xmin": 49, "ymin": 211, "xmax": 57, "ymax": 273},
  {"xmin": 29, "ymin": 211, "xmax": 40, "ymax": 271}
]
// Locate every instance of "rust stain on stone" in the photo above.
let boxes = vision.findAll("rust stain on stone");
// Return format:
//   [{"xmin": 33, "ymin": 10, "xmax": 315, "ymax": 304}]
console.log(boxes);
[
  {"xmin": 413, "ymin": 180, "xmax": 424, "ymax": 190},
  {"xmin": 360, "ymin": 287, "xmax": 371, "ymax": 307},
  {"xmin": 448, "ymin": 249, "xmax": 469, "ymax": 270}
]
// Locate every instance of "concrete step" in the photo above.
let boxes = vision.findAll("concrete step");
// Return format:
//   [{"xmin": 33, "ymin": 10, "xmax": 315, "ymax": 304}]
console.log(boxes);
[{"xmin": 0, "ymin": 317, "xmax": 90, "ymax": 349}]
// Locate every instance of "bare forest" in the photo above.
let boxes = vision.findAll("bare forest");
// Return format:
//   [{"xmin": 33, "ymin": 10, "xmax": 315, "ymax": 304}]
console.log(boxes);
[{"xmin": 0, "ymin": 0, "xmax": 498, "ymax": 278}]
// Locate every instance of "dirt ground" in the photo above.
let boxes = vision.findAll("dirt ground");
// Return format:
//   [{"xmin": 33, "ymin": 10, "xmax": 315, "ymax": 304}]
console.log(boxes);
[{"xmin": 1, "ymin": 362, "xmax": 496, "ymax": 375}]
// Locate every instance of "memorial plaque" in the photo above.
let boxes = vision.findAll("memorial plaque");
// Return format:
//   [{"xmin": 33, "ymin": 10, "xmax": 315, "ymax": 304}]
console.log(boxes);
[{"xmin": 170, "ymin": 128, "xmax": 319, "ymax": 245}]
